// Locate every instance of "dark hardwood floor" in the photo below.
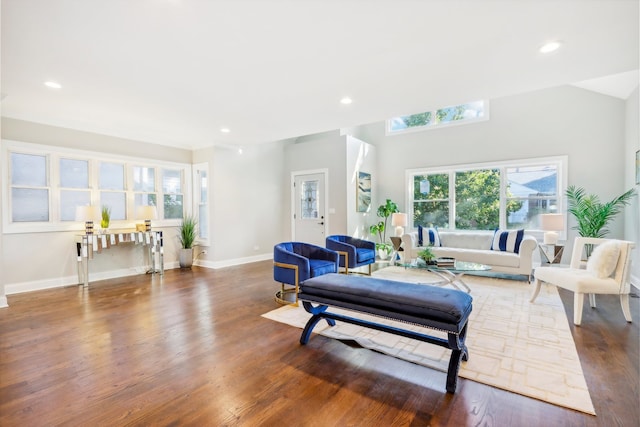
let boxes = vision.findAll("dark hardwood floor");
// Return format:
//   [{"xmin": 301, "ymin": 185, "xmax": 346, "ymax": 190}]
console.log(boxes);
[{"xmin": 1, "ymin": 261, "xmax": 638, "ymax": 426}]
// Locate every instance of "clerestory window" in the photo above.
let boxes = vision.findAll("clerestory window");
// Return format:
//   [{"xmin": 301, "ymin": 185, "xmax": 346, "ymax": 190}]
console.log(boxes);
[{"xmin": 387, "ymin": 100, "xmax": 488, "ymax": 135}]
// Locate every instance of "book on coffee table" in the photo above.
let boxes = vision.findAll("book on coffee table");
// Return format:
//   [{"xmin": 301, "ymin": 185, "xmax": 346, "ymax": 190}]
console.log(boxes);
[{"xmin": 436, "ymin": 257, "xmax": 455, "ymax": 268}]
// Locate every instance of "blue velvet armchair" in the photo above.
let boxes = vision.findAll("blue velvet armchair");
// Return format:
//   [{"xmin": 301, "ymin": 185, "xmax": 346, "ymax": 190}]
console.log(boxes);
[
  {"xmin": 273, "ymin": 242, "xmax": 339, "ymax": 305},
  {"xmin": 326, "ymin": 235, "xmax": 376, "ymax": 275}
]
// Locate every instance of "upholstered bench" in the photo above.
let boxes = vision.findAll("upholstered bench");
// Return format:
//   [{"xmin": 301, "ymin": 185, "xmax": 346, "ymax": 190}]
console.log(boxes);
[{"xmin": 298, "ymin": 273, "xmax": 473, "ymax": 393}]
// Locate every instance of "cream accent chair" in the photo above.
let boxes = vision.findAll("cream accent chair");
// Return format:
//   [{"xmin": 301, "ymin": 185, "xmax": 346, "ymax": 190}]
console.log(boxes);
[{"xmin": 531, "ymin": 237, "xmax": 635, "ymax": 326}]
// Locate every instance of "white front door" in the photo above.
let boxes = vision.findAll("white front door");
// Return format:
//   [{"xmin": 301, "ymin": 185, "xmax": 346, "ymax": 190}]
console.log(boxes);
[{"xmin": 293, "ymin": 172, "xmax": 326, "ymax": 246}]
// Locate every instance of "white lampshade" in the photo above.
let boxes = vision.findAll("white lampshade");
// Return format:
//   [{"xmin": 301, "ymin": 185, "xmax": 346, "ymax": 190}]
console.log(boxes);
[
  {"xmin": 540, "ymin": 213, "xmax": 564, "ymax": 244},
  {"xmin": 136, "ymin": 205, "xmax": 157, "ymax": 220},
  {"xmin": 391, "ymin": 213, "xmax": 408, "ymax": 237},
  {"xmin": 75, "ymin": 205, "xmax": 100, "ymax": 222},
  {"xmin": 75, "ymin": 205, "xmax": 101, "ymax": 234},
  {"xmin": 136, "ymin": 205, "xmax": 157, "ymax": 231}
]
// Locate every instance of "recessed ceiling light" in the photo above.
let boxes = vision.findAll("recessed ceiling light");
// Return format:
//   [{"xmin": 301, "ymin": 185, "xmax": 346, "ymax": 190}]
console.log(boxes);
[
  {"xmin": 340, "ymin": 97, "xmax": 353, "ymax": 105},
  {"xmin": 539, "ymin": 41, "xmax": 562, "ymax": 54},
  {"xmin": 44, "ymin": 81, "xmax": 62, "ymax": 89},
  {"xmin": 220, "ymin": 128, "xmax": 230, "ymax": 133}
]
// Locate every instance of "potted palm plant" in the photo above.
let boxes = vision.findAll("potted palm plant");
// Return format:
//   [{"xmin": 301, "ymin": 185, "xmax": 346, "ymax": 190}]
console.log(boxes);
[
  {"xmin": 178, "ymin": 214, "xmax": 198, "ymax": 268},
  {"xmin": 566, "ymin": 185, "xmax": 636, "ymax": 257}
]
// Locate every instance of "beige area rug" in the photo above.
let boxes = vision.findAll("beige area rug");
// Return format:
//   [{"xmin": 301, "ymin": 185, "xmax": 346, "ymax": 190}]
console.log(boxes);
[{"xmin": 262, "ymin": 267, "xmax": 595, "ymax": 415}]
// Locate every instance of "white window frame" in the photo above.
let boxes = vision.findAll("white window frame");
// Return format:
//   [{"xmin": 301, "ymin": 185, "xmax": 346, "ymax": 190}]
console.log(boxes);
[
  {"xmin": 192, "ymin": 162, "xmax": 210, "ymax": 246},
  {"xmin": 2, "ymin": 140, "xmax": 192, "ymax": 234},
  {"xmin": 8, "ymin": 150, "xmax": 52, "ymax": 224},
  {"xmin": 405, "ymin": 155, "xmax": 568, "ymax": 238},
  {"xmin": 386, "ymin": 100, "xmax": 490, "ymax": 136}
]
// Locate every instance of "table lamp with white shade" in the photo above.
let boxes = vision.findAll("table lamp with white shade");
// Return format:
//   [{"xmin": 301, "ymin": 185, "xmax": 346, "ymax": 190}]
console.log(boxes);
[
  {"xmin": 391, "ymin": 212, "xmax": 408, "ymax": 237},
  {"xmin": 540, "ymin": 213, "xmax": 564, "ymax": 245},
  {"xmin": 136, "ymin": 205, "xmax": 158, "ymax": 231},
  {"xmin": 75, "ymin": 205, "xmax": 101, "ymax": 235}
]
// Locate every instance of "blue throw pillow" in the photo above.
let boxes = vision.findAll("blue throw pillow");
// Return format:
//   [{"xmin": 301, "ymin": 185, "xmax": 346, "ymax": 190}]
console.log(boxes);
[
  {"xmin": 491, "ymin": 229, "xmax": 524, "ymax": 254},
  {"xmin": 418, "ymin": 225, "xmax": 441, "ymax": 247}
]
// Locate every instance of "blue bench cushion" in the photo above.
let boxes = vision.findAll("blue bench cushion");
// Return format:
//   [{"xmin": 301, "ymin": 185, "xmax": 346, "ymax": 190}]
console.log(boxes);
[{"xmin": 300, "ymin": 273, "xmax": 472, "ymax": 334}]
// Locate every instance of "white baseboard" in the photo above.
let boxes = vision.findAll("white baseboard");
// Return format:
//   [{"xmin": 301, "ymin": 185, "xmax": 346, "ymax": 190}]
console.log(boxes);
[
  {"xmin": 4, "ymin": 266, "xmax": 151, "ymax": 295},
  {"xmin": 3, "ymin": 254, "xmax": 274, "ymax": 297},
  {"xmin": 194, "ymin": 253, "xmax": 272, "ymax": 269}
]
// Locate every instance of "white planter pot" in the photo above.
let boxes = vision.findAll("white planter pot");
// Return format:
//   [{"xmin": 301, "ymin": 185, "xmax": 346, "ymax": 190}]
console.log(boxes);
[{"xmin": 179, "ymin": 248, "xmax": 193, "ymax": 268}]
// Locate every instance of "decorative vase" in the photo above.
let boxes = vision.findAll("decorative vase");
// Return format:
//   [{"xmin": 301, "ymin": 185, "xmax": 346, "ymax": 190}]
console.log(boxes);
[
  {"xmin": 179, "ymin": 248, "xmax": 193, "ymax": 268},
  {"xmin": 378, "ymin": 249, "xmax": 388, "ymax": 260}
]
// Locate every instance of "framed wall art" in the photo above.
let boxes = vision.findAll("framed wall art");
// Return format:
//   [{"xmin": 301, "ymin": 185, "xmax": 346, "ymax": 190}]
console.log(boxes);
[{"xmin": 356, "ymin": 171, "xmax": 371, "ymax": 212}]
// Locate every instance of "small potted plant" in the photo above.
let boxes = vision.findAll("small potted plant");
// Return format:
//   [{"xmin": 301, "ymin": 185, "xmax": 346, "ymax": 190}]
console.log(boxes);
[
  {"xmin": 178, "ymin": 214, "xmax": 198, "ymax": 268},
  {"xmin": 369, "ymin": 198, "xmax": 399, "ymax": 260},
  {"xmin": 100, "ymin": 205, "xmax": 111, "ymax": 233},
  {"xmin": 417, "ymin": 246, "xmax": 436, "ymax": 265}
]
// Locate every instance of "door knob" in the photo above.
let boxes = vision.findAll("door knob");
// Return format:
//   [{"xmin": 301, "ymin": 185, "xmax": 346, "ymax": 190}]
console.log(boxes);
[{"xmin": 318, "ymin": 222, "xmax": 324, "ymax": 225}]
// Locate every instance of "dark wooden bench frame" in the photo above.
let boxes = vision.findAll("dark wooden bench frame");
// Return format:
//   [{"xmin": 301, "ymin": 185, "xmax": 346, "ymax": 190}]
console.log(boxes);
[{"xmin": 299, "ymin": 298, "xmax": 470, "ymax": 393}]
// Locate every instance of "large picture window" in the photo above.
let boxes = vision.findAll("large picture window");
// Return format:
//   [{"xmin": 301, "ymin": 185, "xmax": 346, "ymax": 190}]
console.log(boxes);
[
  {"xmin": 2, "ymin": 141, "xmax": 192, "ymax": 233},
  {"xmin": 407, "ymin": 156, "xmax": 566, "ymax": 232}
]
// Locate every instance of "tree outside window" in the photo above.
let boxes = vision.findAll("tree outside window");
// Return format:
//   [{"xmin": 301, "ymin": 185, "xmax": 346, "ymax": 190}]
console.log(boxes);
[{"xmin": 412, "ymin": 174, "xmax": 448, "ymax": 228}]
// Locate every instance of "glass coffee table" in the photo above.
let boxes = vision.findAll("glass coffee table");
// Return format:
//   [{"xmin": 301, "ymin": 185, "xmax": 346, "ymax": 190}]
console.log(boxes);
[{"xmin": 402, "ymin": 259, "xmax": 491, "ymax": 293}]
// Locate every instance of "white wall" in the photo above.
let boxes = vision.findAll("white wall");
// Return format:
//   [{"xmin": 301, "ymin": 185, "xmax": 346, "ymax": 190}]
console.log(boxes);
[
  {"xmin": 203, "ymin": 141, "xmax": 286, "ymax": 267},
  {"xmin": 0, "ymin": 123, "xmax": 5, "ymax": 307},
  {"xmin": 284, "ymin": 131, "xmax": 348, "ymax": 238},
  {"xmin": 351, "ymin": 85, "xmax": 634, "ymax": 268},
  {"xmin": 2, "ymin": 118, "xmax": 192, "ymax": 163},
  {"xmin": 345, "ymin": 135, "xmax": 377, "ymax": 239},
  {"xmin": 625, "ymin": 87, "xmax": 640, "ymax": 283}
]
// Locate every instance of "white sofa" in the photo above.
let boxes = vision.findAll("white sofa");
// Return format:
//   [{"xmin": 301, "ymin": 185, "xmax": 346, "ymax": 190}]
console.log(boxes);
[{"xmin": 401, "ymin": 230, "xmax": 538, "ymax": 280}]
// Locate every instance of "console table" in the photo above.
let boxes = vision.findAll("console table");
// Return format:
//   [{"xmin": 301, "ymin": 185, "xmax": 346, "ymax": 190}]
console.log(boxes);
[{"xmin": 76, "ymin": 230, "xmax": 164, "ymax": 287}]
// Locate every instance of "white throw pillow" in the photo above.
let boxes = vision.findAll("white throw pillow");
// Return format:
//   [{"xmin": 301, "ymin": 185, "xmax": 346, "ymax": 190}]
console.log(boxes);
[{"xmin": 586, "ymin": 240, "xmax": 621, "ymax": 279}]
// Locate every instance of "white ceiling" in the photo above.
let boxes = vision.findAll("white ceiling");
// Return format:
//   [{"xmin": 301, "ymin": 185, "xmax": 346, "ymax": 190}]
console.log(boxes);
[
  {"xmin": 571, "ymin": 70, "xmax": 640, "ymax": 99},
  {"xmin": 1, "ymin": 0, "xmax": 638, "ymax": 150}
]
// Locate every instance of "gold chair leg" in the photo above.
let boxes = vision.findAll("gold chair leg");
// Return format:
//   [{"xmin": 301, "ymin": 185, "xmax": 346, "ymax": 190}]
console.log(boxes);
[
  {"xmin": 274, "ymin": 262, "xmax": 299, "ymax": 306},
  {"xmin": 336, "ymin": 251, "xmax": 349, "ymax": 275}
]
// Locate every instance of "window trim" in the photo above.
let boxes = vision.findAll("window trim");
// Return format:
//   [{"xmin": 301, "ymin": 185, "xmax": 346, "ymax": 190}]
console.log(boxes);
[
  {"xmin": 2, "ymin": 139, "xmax": 192, "ymax": 234},
  {"xmin": 405, "ymin": 155, "xmax": 568, "ymax": 237},
  {"xmin": 192, "ymin": 162, "xmax": 210, "ymax": 246}
]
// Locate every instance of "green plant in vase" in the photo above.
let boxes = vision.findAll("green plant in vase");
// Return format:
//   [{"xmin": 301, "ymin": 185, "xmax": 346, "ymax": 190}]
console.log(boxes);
[
  {"xmin": 178, "ymin": 214, "xmax": 198, "ymax": 268},
  {"xmin": 369, "ymin": 198, "xmax": 399, "ymax": 259},
  {"xmin": 100, "ymin": 205, "xmax": 111, "ymax": 231},
  {"xmin": 417, "ymin": 246, "xmax": 436, "ymax": 265}
]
